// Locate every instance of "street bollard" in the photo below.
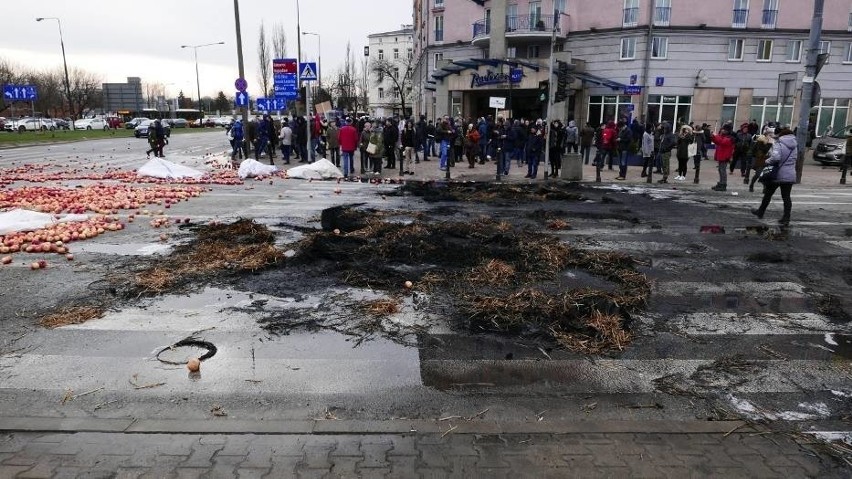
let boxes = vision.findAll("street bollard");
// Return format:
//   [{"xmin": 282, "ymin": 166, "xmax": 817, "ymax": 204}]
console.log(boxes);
[
  {"xmin": 561, "ymin": 153, "xmax": 582, "ymax": 181},
  {"xmin": 694, "ymin": 161, "xmax": 701, "ymax": 184}
]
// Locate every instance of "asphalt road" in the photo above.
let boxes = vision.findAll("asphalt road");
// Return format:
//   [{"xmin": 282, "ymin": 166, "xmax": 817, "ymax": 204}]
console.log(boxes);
[{"xmin": 0, "ymin": 132, "xmax": 850, "ymax": 476}]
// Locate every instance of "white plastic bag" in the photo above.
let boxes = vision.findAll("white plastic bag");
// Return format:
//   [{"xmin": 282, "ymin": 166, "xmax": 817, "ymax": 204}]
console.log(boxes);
[
  {"xmin": 286, "ymin": 158, "xmax": 344, "ymax": 180},
  {"xmin": 0, "ymin": 209, "xmax": 90, "ymax": 236},
  {"xmin": 137, "ymin": 157, "xmax": 204, "ymax": 180},
  {"xmin": 238, "ymin": 159, "xmax": 279, "ymax": 179}
]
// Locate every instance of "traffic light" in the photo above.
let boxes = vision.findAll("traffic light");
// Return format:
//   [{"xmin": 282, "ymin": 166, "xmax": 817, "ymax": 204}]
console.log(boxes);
[
  {"xmin": 554, "ymin": 61, "xmax": 571, "ymax": 104},
  {"xmin": 537, "ymin": 81, "xmax": 549, "ymax": 106}
]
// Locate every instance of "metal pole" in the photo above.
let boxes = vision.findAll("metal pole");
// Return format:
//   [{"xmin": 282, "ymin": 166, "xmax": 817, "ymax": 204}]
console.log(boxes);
[
  {"xmin": 796, "ymin": 0, "xmax": 824, "ymax": 184},
  {"xmin": 543, "ymin": 10, "xmax": 557, "ymax": 178},
  {"xmin": 233, "ymin": 0, "xmax": 248, "ymax": 124},
  {"xmin": 36, "ymin": 18, "xmax": 75, "ymax": 129},
  {"xmin": 296, "ymin": 0, "xmax": 303, "ymax": 116},
  {"xmin": 194, "ymin": 48, "xmax": 202, "ymax": 114},
  {"xmin": 640, "ymin": 0, "xmax": 655, "ymax": 124}
]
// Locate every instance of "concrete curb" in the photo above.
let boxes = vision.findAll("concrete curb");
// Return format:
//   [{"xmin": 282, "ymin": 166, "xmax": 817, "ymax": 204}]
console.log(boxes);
[{"xmin": 0, "ymin": 417, "xmax": 751, "ymax": 435}]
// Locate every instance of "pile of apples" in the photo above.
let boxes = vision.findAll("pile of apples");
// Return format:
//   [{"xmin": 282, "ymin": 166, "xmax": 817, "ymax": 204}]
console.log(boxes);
[{"xmin": 0, "ymin": 184, "xmax": 205, "ymax": 215}]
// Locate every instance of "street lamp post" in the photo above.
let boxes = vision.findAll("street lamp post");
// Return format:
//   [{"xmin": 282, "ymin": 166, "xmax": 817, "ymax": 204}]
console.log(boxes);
[
  {"xmin": 36, "ymin": 17, "xmax": 74, "ymax": 130},
  {"xmin": 302, "ymin": 32, "xmax": 322, "ymax": 93},
  {"xmin": 180, "ymin": 42, "xmax": 225, "ymax": 119}
]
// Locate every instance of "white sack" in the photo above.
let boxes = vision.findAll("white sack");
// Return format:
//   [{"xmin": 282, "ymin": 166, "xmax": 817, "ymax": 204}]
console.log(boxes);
[
  {"xmin": 238, "ymin": 159, "xmax": 280, "ymax": 179},
  {"xmin": 0, "ymin": 209, "xmax": 90, "ymax": 236},
  {"xmin": 286, "ymin": 158, "xmax": 343, "ymax": 180},
  {"xmin": 137, "ymin": 157, "xmax": 204, "ymax": 180}
]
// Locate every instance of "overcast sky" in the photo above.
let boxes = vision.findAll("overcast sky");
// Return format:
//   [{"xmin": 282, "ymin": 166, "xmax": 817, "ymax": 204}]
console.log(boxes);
[{"xmin": 1, "ymin": 0, "xmax": 412, "ymax": 99}]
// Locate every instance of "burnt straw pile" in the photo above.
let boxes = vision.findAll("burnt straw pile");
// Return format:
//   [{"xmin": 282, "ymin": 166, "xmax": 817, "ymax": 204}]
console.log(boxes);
[
  {"xmin": 394, "ymin": 181, "xmax": 586, "ymax": 203},
  {"xmin": 120, "ymin": 219, "xmax": 284, "ymax": 296},
  {"xmin": 296, "ymin": 206, "xmax": 650, "ymax": 354}
]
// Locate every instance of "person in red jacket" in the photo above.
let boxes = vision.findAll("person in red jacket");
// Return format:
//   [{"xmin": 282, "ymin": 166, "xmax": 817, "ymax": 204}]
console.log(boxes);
[
  {"xmin": 711, "ymin": 124, "xmax": 735, "ymax": 191},
  {"xmin": 338, "ymin": 118, "xmax": 360, "ymax": 177}
]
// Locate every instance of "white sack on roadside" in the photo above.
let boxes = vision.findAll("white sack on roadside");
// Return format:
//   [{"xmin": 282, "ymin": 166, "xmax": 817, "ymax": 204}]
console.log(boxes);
[
  {"xmin": 237, "ymin": 159, "xmax": 280, "ymax": 179},
  {"xmin": 0, "ymin": 209, "xmax": 90, "ymax": 236},
  {"xmin": 137, "ymin": 157, "xmax": 204, "ymax": 180},
  {"xmin": 286, "ymin": 158, "xmax": 343, "ymax": 180}
]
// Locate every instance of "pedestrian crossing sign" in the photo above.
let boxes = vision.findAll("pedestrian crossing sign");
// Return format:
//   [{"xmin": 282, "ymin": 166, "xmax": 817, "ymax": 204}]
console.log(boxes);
[{"xmin": 300, "ymin": 62, "xmax": 318, "ymax": 81}]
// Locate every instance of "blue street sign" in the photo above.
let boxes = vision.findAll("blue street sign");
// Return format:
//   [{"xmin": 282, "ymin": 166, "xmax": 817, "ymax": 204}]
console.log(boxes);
[
  {"xmin": 629, "ymin": 74, "xmax": 638, "ymax": 85},
  {"xmin": 510, "ymin": 68, "xmax": 523, "ymax": 83},
  {"xmin": 623, "ymin": 85, "xmax": 642, "ymax": 95},
  {"xmin": 235, "ymin": 78, "xmax": 247, "ymax": 92},
  {"xmin": 235, "ymin": 91, "xmax": 249, "ymax": 107},
  {"xmin": 655, "ymin": 76, "xmax": 665, "ymax": 87},
  {"xmin": 273, "ymin": 58, "xmax": 299, "ymax": 101},
  {"xmin": 256, "ymin": 98, "xmax": 283, "ymax": 111},
  {"xmin": 299, "ymin": 62, "xmax": 318, "ymax": 81},
  {"xmin": 3, "ymin": 84, "xmax": 38, "ymax": 101}
]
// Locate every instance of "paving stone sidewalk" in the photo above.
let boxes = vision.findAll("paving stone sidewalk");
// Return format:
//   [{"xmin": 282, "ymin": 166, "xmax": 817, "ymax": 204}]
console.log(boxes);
[{"xmin": 1, "ymin": 429, "xmax": 848, "ymax": 478}]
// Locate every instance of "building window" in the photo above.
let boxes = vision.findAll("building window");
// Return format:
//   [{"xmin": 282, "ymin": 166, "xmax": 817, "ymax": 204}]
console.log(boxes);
[
  {"xmin": 845, "ymin": 42, "xmax": 852, "ymax": 63},
  {"xmin": 623, "ymin": 0, "xmax": 639, "ymax": 27},
  {"xmin": 651, "ymin": 36, "xmax": 668, "ymax": 59},
  {"xmin": 654, "ymin": 0, "xmax": 671, "ymax": 27},
  {"xmin": 819, "ymin": 40, "xmax": 831, "ymax": 63},
  {"xmin": 647, "ymin": 95, "xmax": 692, "ymax": 125},
  {"xmin": 507, "ymin": 46, "xmax": 517, "ymax": 58},
  {"xmin": 378, "ymin": 49, "xmax": 384, "ymax": 60},
  {"xmin": 393, "ymin": 49, "xmax": 399, "ymax": 59},
  {"xmin": 555, "ymin": 0, "xmax": 566, "ymax": 15},
  {"xmin": 485, "ymin": 9, "xmax": 491, "ymax": 34},
  {"xmin": 433, "ymin": 52, "xmax": 443, "ymax": 67},
  {"xmin": 407, "ymin": 48, "xmax": 413, "ymax": 59},
  {"xmin": 721, "ymin": 96, "xmax": 738, "ymax": 125},
  {"xmin": 620, "ymin": 37, "xmax": 637, "ymax": 59},
  {"xmin": 435, "ymin": 15, "xmax": 444, "ymax": 42},
  {"xmin": 785, "ymin": 40, "xmax": 802, "ymax": 62},
  {"xmin": 529, "ymin": 1, "xmax": 542, "ymax": 27},
  {"xmin": 757, "ymin": 39, "xmax": 773, "ymax": 62},
  {"xmin": 728, "ymin": 39, "xmax": 745, "ymax": 61},
  {"xmin": 434, "ymin": 0, "xmax": 444, "ymax": 7},
  {"xmin": 813, "ymin": 98, "xmax": 849, "ymax": 137},
  {"xmin": 451, "ymin": 95, "xmax": 462, "ymax": 118},
  {"xmin": 378, "ymin": 88, "xmax": 384, "ymax": 99},
  {"xmin": 761, "ymin": 0, "xmax": 778, "ymax": 29},
  {"xmin": 587, "ymin": 95, "xmax": 634, "ymax": 127},
  {"xmin": 732, "ymin": 0, "xmax": 749, "ymax": 28},
  {"xmin": 848, "ymin": 11, "xmax": 852, "ymax": 31},
  {"xmin": 528, "ymin": 45, "xmax": 541, "ymax": 58},
  {"xmin": 750, "ymin": 97, "xmax": 794, "ymax": 127}
]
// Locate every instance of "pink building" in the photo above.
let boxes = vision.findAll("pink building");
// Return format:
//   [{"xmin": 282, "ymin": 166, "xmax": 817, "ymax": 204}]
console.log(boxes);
[{"xmin": 413, "ymin": 0, "xmax": 852, "ymax": 132}]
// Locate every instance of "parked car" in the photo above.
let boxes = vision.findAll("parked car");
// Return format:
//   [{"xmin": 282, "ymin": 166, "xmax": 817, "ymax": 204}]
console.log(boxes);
[
  {"xmin": 169, "ymin": 118, "xmax": 188, "ymax": 128},
  {"xmin": 214, "ymin": 116, "xmax": 233, "ymax": 128},
  {"xmin": 52, "ymin": 118, "xmax": 70, "ymax": 130},
  {"xmin": 74, "ymin": 118, "xmax": 109, "ymax": 130},
  {"xmin": 125, "ymin": 117, "xmax": 149, "ymax": 129},
  {"xmin": 4, "ymin": 118, "xmax": 56, "ymax": 132},
  {"xmin": 813, "ymin": 125, "xmax": 851, "ymax": 166},
  {"xmin": 203, "ymin": 117, "xmax": 218, "ymax": 128},
  {"xmin": 134, "ymin": 119, "xmax": 171, "ymax": 138}
]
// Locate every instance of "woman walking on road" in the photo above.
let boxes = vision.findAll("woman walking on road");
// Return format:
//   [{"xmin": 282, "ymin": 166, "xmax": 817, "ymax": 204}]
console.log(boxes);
[
  {"xmin": 711, "ymin": 125, "xmax": 735, "ymax": 191},
  {"xmin": 751, "ymin": 127, "xmax": 797, "ymax": 226}
]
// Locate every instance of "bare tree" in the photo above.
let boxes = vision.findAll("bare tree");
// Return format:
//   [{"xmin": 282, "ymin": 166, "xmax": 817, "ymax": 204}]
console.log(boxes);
[
  {"xmin": 332, "ymin": 43, "xmax": 358, "ymax": 113},
  {"xmin": 257, "ymin": 22, "xmax": 271, "ymax": 98},
  {"xmin": 370, "ymin": 52, "xmax": 415, "ymax": 117},
  {"xmin": 67, "ymin": 67, "xmax": 102, "ymax": 118},
  {"xmin": 271, "ymin": 22, "xmax": 288, "ymax": 59}
]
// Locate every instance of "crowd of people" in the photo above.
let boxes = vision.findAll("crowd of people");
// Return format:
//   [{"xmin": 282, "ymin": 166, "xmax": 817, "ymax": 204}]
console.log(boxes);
[{"xmin": 220, "ymin": 111, "xmax": 852, "ymax": 226}]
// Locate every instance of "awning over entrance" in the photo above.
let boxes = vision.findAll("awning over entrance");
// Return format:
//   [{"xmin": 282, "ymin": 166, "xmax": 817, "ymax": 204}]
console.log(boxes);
[
  {"xmin": 430, "ymin": 58, "xmax": 541, "ymax": 84},
  {"xmin": 568, "ymin": 71, "xmax": 629, "ymax": 91}
]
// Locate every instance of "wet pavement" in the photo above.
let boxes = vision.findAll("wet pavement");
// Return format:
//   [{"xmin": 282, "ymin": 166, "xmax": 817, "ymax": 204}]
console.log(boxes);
[{"xmin": 1, "ymin": 132, "xmax": 851, "ymax": 476}]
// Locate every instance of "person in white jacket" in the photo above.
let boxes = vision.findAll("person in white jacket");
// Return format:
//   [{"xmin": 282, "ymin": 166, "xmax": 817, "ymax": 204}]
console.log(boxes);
[{"xmin": 278, "ymin": 120, "xmax": 293, "ymax": 164}]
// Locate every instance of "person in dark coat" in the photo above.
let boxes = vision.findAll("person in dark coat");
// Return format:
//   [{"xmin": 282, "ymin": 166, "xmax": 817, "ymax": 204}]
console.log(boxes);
[
  {"xmin": 548, "ymin": 120, "xmax": 565, "ymax": 178},
  {"xmin": 383, "ymin": 119, "xmax": 398, "ymax": 169},
  {"xmin": 525, "ymin": 127, "xmax": 544, "ymax": 179},
  {"xmin": 256, "ymin": 115, "xmax": 270, "ymax": 162}
]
